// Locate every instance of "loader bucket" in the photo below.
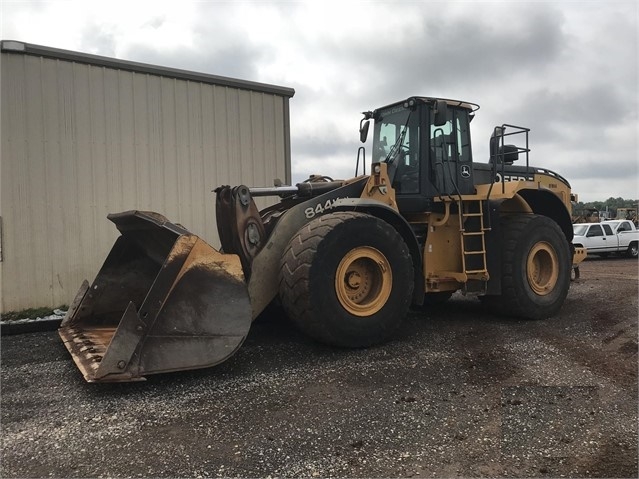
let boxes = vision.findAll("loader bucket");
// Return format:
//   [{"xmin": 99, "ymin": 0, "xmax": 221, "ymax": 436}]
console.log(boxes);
[{"xmin": 58, "ymin": 211, "xmax": 252, "ymax": 382}]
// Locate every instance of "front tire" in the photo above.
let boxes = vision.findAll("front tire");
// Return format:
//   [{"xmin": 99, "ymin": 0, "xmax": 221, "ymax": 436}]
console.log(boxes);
[
  {"xmin": 627, "ymin": 242, "xmax": 638, "ymax": 259},
  {"xmin": 279, "ymin": 212, "xmax": 414, "ymax": 347},
  {"xmin": 492, "ymin": 214, "xmax": 571, "ymax": 319}
]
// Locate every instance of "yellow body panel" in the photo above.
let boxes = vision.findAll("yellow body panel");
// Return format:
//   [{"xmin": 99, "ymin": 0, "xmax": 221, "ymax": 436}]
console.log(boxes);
[
  {"xmin": 360, "ymin": 163, "xmax": 398, "ymax": 210},
  {"xmin": 572, "ymin": 246, "xmax": 587, "ymax": 266},
  {"xmin": 423, "ymin": 215, "xmax": 464, "ymax": 291}
]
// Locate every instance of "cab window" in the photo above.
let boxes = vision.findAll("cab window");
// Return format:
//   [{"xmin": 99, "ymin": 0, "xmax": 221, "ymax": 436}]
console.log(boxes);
[
  {"xmin": 587, "ymin": 225, "xmax": 604, "ymax": 237},
  {"xmin": 372, "ymin": 106, "xmax": 420, "ymax": 194},
  {"xmin": 430, "ymin": 109, "xmax": 471, "ymax": 164}
]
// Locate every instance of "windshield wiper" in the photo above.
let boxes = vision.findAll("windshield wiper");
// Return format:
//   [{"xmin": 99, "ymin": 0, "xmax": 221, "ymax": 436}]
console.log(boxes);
[{"xmin": 384, "ymin": 111, "xmax": 412, "ymax": 164}]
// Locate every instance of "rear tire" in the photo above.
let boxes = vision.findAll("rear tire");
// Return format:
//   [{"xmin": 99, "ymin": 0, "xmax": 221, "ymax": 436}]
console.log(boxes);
[
  {"xmin": 279, "ymin": 212, "xmax": 414, "ymax": 347},
  {"xmin": 486, "ymin": 214, "xmax": 571, "ymax": 319},
  {"xmin": 627, "ymin": 242, "xmax": 638, "ymax": 258}
]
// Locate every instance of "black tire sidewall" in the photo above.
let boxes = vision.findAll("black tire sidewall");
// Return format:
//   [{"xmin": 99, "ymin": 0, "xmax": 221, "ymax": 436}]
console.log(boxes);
[
  {"xmin": 307, "ymin": 215, "xmax": 413, "ymax": 347},
  {"xmin": 503, "ymin": 215, "xmax": 571, "ymax": 318}
]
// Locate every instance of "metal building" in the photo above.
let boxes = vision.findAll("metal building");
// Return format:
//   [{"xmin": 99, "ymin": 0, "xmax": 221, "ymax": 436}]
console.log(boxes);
[{"xmin": 0, "ymin": 40, "xmax": 295, "ymax": 313}]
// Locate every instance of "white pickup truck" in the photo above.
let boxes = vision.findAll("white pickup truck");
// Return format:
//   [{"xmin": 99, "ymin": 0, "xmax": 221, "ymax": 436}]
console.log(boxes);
[{"xmin": 572, "ymin": 220, "xmax": 639, "ymax": 258}]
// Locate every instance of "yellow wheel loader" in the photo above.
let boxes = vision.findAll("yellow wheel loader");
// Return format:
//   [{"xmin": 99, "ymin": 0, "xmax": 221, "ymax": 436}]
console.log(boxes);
[{"xmin": 59, "ymin": 97, "xmax": 586, "ymax": 382}]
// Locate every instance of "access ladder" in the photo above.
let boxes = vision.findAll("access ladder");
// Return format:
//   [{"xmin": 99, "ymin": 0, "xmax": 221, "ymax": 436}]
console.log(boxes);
[{"xmin": 458, "ymin": 199, "xmax": 489, "ymax": 293}]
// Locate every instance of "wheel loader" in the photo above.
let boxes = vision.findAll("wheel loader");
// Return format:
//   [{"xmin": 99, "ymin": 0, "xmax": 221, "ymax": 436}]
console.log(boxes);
[{"xmin": 59, "ymin": 96, "xmax": 586, "ymax": 382}]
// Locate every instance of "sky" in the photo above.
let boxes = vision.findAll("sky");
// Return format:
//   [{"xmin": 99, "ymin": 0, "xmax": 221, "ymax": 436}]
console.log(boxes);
[{"xmin": 2, "ymin": 0, "xmax": 637, "ymax": 202}]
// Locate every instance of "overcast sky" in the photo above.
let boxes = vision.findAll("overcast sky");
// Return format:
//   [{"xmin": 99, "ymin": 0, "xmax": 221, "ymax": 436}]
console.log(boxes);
[{"xmin": 2, "ymin": 0, "xmax": 637, "ymax": 202}]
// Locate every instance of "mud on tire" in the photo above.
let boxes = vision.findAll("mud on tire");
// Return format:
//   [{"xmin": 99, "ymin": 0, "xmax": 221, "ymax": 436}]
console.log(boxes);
[{"xmin": 279, "ymin": 211, "xmax": 414, "ymax": 347}]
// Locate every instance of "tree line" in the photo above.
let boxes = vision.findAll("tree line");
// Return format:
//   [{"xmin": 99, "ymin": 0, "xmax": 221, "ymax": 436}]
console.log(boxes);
[{"xmin": 574, "ymin": 197, "xmax": 638, "ymax": 214}]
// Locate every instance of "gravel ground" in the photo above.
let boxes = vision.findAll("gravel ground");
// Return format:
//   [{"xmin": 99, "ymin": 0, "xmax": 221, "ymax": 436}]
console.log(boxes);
[{"xmin": 1, "ymin": 257, "xmax": 637, "ymax": 478}]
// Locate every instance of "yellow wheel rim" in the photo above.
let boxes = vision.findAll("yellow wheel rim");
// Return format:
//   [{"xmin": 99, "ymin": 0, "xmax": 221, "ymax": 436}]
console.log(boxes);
[
  {"xmin": 335, "ymin": 246, "xmax": 392, "ymax": 316},
  {"xmin": 526, "ymin": 241, "xmax": 559, "ymax": 296}
]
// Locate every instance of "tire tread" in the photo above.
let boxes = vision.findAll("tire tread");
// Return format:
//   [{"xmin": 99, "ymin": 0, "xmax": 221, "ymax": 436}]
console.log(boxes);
[
  {"xmin": 488, "ymin": 214, "xmax": 571, "ymax": 320},
  {"xmin": 279, "ymin": 211, "xmax": 413, "ymax": 346}
]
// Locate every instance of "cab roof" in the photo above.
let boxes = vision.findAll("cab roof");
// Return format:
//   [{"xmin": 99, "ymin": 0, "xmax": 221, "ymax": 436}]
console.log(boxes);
[{"xmin": 374, "ymin": 96, "xmax": 480, "ymax": 114}]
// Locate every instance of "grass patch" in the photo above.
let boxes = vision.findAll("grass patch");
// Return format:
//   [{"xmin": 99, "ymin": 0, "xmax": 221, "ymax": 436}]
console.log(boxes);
[{"xmin": 1, "ymin": 305, "xmax": 68, "ymax": 322}]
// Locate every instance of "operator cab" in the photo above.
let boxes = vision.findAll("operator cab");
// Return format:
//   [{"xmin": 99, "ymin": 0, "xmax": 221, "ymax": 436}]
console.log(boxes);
[{"xmin": 369, "ymin": 97, "xmax": 479, "ymax": 212}]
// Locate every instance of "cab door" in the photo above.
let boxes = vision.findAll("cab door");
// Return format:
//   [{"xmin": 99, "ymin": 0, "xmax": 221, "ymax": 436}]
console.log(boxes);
[
  {"xmin": 585, "ymin": 224, "xmax": 609, "ymax": 252},
  {"xmin": 429, "ymin": 107, "xmax": 475, "ymax": 197}
]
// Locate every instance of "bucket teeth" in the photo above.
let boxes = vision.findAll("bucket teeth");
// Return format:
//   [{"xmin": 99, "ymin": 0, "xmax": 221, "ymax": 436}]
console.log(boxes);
[{"xmin": 59, "ymin": 326, "xmax": 113, "ymax": 376}]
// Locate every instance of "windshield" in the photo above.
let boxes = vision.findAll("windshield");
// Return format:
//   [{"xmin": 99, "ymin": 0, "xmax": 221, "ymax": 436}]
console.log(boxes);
[
  {"xmin": 573, "ymin": 225, "xmax": 588, "ymax": 236},
  {"xmin": 372, "ymin": 105, "xmax": 420, "ymax": 194},
  {"xmin": 372, "ymin": 106, "xmax": 412, "ymax": 163}
]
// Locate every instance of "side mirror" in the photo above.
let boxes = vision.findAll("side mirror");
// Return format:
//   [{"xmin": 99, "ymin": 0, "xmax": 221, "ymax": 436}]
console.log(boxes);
[
  {"xmin": 433, "ymin": 100, "xmax": 448, "ymax": 127},
  {"xmin": 359, "ymin": 119, "xmax": 370, "ymax": 143}
]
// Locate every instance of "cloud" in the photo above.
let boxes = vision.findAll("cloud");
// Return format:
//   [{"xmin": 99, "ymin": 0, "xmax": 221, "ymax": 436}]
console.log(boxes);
[
  {"xmin": 2, "ymin": 0, "xmax": 637, "ymax": 201},
  {"xmin": 123, "ymin": 42, "xmax": 263, "ymax": 81}
]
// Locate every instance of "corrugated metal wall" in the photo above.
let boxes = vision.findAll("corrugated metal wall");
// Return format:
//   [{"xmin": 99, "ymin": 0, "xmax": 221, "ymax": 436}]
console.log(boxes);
[{"xmin": 0, "ymin": 48, "xmax": 293, "ymax": 312}]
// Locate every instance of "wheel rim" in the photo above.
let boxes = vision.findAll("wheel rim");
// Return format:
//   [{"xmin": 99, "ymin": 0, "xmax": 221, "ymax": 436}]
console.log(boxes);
[
  {"xmin": 526, "ymin": 241, "xmax": 559, "ymax": 296},
  {"xmin": 335, "ymin": 246, "xmax": 392, "ymax": 316}
]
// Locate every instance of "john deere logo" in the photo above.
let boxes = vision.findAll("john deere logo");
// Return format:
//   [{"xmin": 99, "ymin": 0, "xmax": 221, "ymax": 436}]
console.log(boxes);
[{"xmin": 460, "ymin": 165, "xmax": 471, "ymax": 178}]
